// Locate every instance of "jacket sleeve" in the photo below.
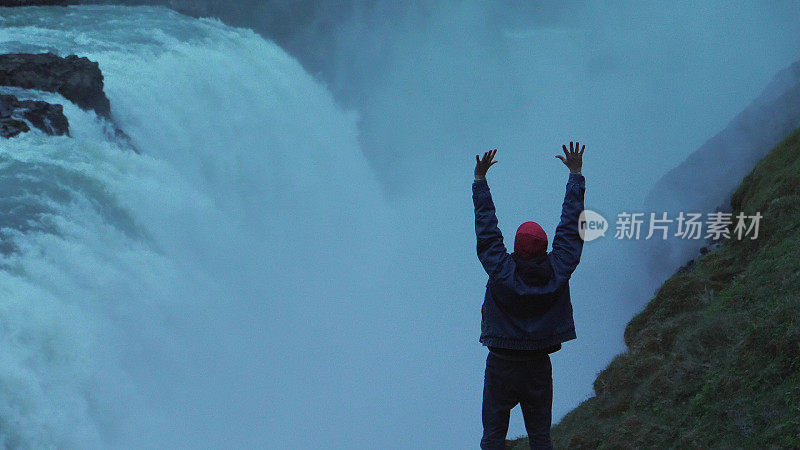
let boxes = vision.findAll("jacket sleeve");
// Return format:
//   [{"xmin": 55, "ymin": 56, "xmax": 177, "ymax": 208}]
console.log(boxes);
[
  {"xmin": 550, "ymin": 172, "xmax": 586, "ymax": 278},
  {"xmin": 473, "ymin": 179, "xmax": 511, "ymax": 277}
]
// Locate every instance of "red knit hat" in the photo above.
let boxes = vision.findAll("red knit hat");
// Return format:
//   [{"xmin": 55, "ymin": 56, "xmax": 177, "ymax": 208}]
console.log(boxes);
[{"xmin": 514, "ymin": 221, "xmax": 548, "ymax": 258}]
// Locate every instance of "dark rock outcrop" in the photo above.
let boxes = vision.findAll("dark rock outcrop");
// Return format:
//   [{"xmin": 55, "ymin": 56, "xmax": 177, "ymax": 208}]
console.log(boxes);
[
  {"xmin": 0, "ymin": 93, "xmax": 69, "ymax": 138},
  {"xmin": 0, "ymin": 115, "xmax": 29, "ymax": 138},
  {"xmin": 0, "ymin": 52, "xmax": 111, "ymax": 119},
  {"xmin": 0, "ymin": 1, "xmax": 68, "ymax": 6},
  {"xmin": 0, "ymin": 52, "xmax": 138, "ymax": 152}
]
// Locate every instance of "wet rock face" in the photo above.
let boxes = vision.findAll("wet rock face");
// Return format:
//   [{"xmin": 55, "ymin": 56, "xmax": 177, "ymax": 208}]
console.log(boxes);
[
  {"xmin": 0, "ymin": 1, "xmax": 68, "ymax": 6},
  {"xmin": 0, "ymin": 52, "xmax": 111, "ymax": 119},
  {"xmin": 0, "ymin": 115, "xmax": 29, "ymax": 138},
  {"xmin": 0, "ymin": 93, "xmax": 69, "ymax": 138},
  {"xmin": 0, "ymin": 52, "xmax": 138, "ymax": 152}
]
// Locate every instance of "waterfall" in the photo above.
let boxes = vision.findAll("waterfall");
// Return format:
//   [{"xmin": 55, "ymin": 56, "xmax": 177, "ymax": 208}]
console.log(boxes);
[{"xmin": 0, "ymin": 5, "xmax": 396, "ymax": 448}]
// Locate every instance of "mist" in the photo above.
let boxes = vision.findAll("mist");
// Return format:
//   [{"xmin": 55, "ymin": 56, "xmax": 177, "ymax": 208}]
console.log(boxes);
[
  {"xmin": 4, "ymin": 1, "xmax": 800, "ymax": 447},
  {"xmin": 248, "ymin": 0, "xmax": 800, "ymax": 441}
]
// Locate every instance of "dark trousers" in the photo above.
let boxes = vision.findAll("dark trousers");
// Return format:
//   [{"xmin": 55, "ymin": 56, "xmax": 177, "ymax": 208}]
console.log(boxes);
[{"xmin": 480, "ymin": 351, "xmax": 554, "ymax": 450}]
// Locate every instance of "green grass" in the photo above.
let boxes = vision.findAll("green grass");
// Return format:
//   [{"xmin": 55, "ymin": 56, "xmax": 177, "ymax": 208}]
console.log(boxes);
[{"xmin": 508, "ymin": 127, "xmax": 800, "ymax": 449}]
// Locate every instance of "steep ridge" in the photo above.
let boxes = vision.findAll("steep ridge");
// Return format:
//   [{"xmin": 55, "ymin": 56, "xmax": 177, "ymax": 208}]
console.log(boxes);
[{"xmin": 640, "ymin": 60, "xmax": 800, "ymax": 285}]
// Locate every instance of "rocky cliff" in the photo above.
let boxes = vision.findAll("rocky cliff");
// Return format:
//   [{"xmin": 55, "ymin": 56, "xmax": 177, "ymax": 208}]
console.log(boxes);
[
  {"xmin": 0, "ymin": 52, "xmax": 128, "ymax": 144},
  {"xmin": 0, "ymin": 52, "xmax": 111, "ymax": 119}
]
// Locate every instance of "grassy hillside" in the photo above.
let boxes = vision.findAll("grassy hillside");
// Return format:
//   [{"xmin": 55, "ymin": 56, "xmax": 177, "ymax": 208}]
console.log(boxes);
[{"xmin": 509, "ymin": 127, "xmax": 800, "ymax": 449}]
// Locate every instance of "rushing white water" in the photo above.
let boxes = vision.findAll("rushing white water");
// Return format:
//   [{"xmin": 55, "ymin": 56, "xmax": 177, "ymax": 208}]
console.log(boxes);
[{"xmin": 0, "ymin": 6, "xmax": 406, "ymax": 448}]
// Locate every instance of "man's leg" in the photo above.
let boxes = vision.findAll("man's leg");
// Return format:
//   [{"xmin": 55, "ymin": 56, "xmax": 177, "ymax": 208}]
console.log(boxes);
[
  {"xmin": 481, "ymin": 352, "xmax": 519, "ymax": 450},
  {"xmin": 519, "ymin": 355, "xmax": 554, "ymax": 450}
]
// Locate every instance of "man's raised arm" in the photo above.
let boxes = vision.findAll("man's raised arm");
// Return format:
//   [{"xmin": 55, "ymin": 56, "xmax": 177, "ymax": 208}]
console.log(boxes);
[
  {"xmin": 473, "ymin": 149, "xmax": 509, "ymax": 277},
  {"xmin": 551, "ymin": 141, "xmax": 586, "ymax": 277}
]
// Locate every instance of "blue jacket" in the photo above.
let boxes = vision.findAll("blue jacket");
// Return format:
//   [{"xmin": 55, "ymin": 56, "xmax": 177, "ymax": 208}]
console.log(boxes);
[{"xmin": 473, "ymin": 172, "xmax": 585, "ymax": 351}]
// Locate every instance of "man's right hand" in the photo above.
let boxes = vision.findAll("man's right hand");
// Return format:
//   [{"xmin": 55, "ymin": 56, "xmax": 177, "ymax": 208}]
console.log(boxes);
[
  {"xmin": 556, "ymin": 141, "xmax": 584, "ymax": 174},
  {"xmin": 475, "ymin": 148, "xmax": 498, "ymax": 180}
]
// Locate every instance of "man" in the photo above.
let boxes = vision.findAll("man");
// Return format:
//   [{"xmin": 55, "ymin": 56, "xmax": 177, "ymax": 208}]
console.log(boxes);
[{"xmin": 473, "ymin": 143, "xmax": 586, "ymax": 449}]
